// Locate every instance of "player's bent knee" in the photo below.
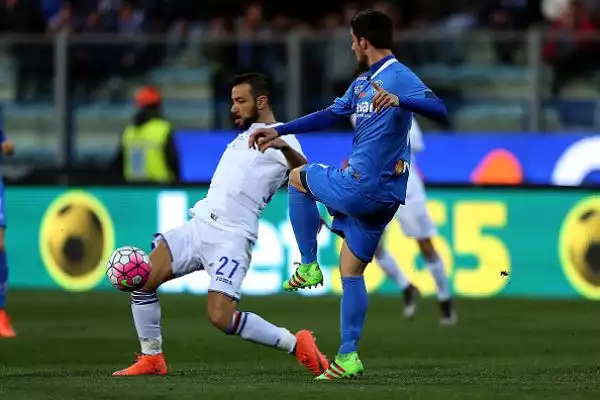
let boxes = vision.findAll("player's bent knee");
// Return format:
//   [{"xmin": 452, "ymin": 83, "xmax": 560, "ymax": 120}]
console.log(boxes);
[
  {"xmin": 206, "ymin": 292, "xmax": 236, "ymax": 333},
  {"xmin": 339, "ymin": 241, "xmax": 368, "ymax": 277},
  {"xmin": 288, "ymin": 167, "xmax": 305, "ymax": 192},
  {"xmin": 143, "ymin": 241, "xmax": 174, "ymax": 292},
  {"xmin": 416, "ymin": 238, "xmax": 437, "ymax": 260}
]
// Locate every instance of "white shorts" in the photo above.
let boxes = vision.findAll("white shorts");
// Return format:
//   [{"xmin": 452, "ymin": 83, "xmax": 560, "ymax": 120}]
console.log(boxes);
[
  {"xmin": 394, "ymin": 168, "xmax": 438, "ymax": 239},
  {"xmin": 154, "ymin": 217, "xmax": 252, "ymax": 301}
]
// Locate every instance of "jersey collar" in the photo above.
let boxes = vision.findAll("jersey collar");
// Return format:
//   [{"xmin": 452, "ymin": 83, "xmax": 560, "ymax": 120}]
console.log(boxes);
[
  {"xmin": 369, "ymin": 54, "xmax": 397, "ymax": 80},
  {"xmin": 244, "ymin": 122, "xmax": 283, "ymax": 135}
]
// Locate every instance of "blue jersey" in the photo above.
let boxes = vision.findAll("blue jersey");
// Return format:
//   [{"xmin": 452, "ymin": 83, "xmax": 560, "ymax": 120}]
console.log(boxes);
[{"xmin": 328, "ymin": 55, "xmax": 430, "ymax": 203}]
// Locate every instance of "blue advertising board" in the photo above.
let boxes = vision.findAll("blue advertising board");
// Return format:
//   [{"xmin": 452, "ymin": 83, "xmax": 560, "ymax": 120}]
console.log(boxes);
[{"xmin": 176, "ymin": 131, "xmax": 600, "ymax": 186}]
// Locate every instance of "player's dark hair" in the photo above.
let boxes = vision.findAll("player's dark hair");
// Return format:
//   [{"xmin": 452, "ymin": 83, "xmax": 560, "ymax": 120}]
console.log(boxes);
[
  {"xmin": 232, "ymin": 73, "xmax": 272, "ymax": 104},
  {"xmin": 350, "ymin": 9, "xmax": 393, "ymax": 50}
]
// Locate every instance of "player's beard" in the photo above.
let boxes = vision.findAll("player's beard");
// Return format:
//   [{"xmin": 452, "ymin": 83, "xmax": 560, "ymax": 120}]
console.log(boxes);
[
  {"xmin": 354, "ymin": 59, "xmax": 370, "ymax": 77},
  {"xmin": 232, "ymin": 107, "xmax": 259, "ymax": 131},
  {"xmin": 357, "ymin": 59, "xmax": 369, "ymax": 73}
]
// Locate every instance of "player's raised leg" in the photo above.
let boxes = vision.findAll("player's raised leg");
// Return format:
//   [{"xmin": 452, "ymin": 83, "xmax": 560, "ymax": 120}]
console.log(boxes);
[
  {"xmin": 374, "ymin": 242, "xmax": 420, "ymax": 319},
  {"xmin": 113, "ymin": 240, "xmax": 173, "ymax": 376},
  {"xmin": 0, "ymin": 183, "xmax": 15, "ymax": 339},
  {"xmin": 417, "ymin": 238, "xmax": 457, "ymax": 325},
  {"xmin": 283, "ymin": 166, "xmax": 323, "ymax": 291}
]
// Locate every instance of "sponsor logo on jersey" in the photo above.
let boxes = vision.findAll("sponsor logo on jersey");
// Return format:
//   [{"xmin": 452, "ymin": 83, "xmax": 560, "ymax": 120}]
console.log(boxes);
[{"xmin": 356, "ymin": 101, "xmax": 374, "ymax": 114}]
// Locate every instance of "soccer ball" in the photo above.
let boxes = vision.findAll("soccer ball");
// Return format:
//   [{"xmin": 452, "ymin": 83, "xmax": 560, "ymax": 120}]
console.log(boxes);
[
  {"xmin": 46, "ymin": 203, "xmax": 104, "ymax": 277},
  {"xmin": 568, "ymin": 207, "xmax": 600, "ymax": 286},
  {"xmin": 106, "ymin": 246, "xmax": 151, "ymax": 292}
]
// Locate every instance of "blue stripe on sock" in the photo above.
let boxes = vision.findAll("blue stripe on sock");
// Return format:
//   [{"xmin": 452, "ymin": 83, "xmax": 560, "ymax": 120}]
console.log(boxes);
[
  {"xmin": 237, "ymin": 312, "xmax": 249, "ymax": 335},
  {"xmin": 131, "ymin": 290, "xmax": 158, "ymax": 306}
]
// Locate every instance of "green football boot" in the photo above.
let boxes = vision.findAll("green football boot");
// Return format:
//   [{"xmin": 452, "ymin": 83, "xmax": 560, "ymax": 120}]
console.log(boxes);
[
  {"xmin": 315, "ymin": 352, "xmax": 364, "ymax": 380},
  {"xmin": 283, "ymin": 262, "xmax": 323, "ymax": 291}
]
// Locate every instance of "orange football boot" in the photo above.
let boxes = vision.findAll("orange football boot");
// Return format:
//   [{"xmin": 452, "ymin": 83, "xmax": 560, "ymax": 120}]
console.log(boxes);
[
  {"xmin": 294, "ymin": 330, "xmax": 329, "ymax": 376},
  {"xmin": 112, "ymin": 353, "xmax": 168, "ymax": 376},
  {"xmin": 0, "ymin": 309, "xmax": 16, "ymax": 338}
]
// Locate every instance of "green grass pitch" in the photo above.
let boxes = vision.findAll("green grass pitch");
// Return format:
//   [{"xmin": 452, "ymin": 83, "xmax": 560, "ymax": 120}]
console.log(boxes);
[{"xmin": 1, "ymin": 291, "xmax": 599, "ymax": 399}]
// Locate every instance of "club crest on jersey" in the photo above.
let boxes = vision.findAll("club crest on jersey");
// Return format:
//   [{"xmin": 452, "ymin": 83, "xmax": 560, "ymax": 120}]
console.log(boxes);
[
  {"xmin": 371, "ymin": 80, "xmax": 384, "ymax": 94},
  {"xmin": 394, "ymin": 160, "xmax": 409, "ymax": 176}
]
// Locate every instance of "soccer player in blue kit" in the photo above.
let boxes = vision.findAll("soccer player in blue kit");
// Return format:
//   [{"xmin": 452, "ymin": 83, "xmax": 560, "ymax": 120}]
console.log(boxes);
[
  {"xmin": 249, "ymin": 10, "xmax": 447, "ymax": 379},
  {"xmin": 0, "ymin": 128, "xmax": 15, "ymax": 338}
]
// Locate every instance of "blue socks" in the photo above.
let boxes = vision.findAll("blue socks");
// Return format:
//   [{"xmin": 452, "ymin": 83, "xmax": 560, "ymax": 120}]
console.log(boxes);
[
  {"xmin": 288, "ymin": 185, "xmax": 320, "ymax": 264},
  {"xmin": 339, "ymin": 276, "xmax": 368, "ymax": 355},
  {"xmin": 0, "ymin": 251, "xmax": 7, "ymax": 309}
]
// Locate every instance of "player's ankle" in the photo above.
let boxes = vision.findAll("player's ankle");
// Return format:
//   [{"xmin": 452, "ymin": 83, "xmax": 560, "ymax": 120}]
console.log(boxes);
[{"xmin": 140, "ymin": 336, "xmax": 162, "ymax": 355}]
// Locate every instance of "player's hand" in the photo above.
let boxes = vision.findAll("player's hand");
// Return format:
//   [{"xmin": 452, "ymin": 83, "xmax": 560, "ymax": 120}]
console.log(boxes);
[
  {"xmin": 371, "ymin": 81, "xmax": 399, "ymax": 112},
  {"xmin": 1, "ymin": 140, "xmax": 15, "ymax": 155},
  {"xmin": 267, "ymin": 137, "xmax": 289, "ymax": 151},
  {"xmin": 248, "ymin": 127, "xmax": 280, "ymax": 153}
]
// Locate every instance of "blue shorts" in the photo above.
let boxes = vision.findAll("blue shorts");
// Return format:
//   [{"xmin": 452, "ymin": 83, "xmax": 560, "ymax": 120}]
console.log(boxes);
[
  {"xmin": 300, "ymin": 163, "xmax": 401, "ymax": 263},
  {"xmin": 0, "ymin": 181, "xmax": 5, "ymax": 228}
]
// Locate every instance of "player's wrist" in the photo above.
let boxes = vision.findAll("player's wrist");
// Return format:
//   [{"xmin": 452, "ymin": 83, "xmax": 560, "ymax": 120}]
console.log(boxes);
[{"xmin": 279, "ymin": 143, "xmax": 291, "ymax": 152}]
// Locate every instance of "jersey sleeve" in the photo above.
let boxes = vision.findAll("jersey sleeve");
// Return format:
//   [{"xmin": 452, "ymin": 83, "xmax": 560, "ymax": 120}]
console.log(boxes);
[
  {"xmin": 391, "ymin": 70, "xmax": 448, "ymax": 122},
  {"xmin": 328, "ymin": 80, "xmax": 357, "ymax": 116}
]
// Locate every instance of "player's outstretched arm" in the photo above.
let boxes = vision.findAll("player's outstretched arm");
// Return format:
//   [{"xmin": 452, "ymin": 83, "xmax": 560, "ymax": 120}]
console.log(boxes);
[
  {"xmin": 249, "ymin": 109, "xmax": 345, "ymax": 152},
  {"xmin": 269, "ymin": 137, "xmax": 307, "ymax": 170},
  {"xmin": 371, "ymin": 81, "xmax": 448, "ymax": 123}
]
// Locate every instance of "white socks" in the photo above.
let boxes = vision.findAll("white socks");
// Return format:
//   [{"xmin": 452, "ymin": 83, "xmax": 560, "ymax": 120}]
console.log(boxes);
[
  {"xmin": 131, "ymin": 291, "xmax": 163, "ymax": 355},
  {"xmin": 426, "ymin": 256, "xmax": 451, "ymax": 301},
  {"xmin": 377, "ymin": 248, "xmax": 411, "ymax": 290},
  {"xmin": 231, "ymin": 311, "xmax": 297, "ymax": 353}
]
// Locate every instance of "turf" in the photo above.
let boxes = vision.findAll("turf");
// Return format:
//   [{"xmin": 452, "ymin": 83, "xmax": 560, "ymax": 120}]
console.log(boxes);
[{"xmin": 1, "ymin": 292, "xmax": 599, "ymax": 399}]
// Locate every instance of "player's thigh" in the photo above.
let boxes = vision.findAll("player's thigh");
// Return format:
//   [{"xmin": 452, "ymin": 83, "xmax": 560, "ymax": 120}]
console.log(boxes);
[
  {"xmin": 201, "ymin": 223, "xmax": 252, "ymax": 303},
  {"xmin": 144, "ymin": 219, "xmax": 205, "ymax": 291},
  {"xmin": 336, "ymin": 215, "xmax": 388, "ymax": 266},
  {"xmin": 395, "ymin": 201, "xmax": 438, "ymax": 240}
]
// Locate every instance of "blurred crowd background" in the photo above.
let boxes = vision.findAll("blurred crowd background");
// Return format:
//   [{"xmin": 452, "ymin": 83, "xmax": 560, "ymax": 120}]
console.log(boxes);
[{"xmin": 1, "ymin": 0, "xmax": 600, "ymax": 176}]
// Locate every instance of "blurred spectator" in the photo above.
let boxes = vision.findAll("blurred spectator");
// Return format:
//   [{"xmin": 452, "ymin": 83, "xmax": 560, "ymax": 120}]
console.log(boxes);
[
  {"xmin": 118, "ymin": 1, "xmax": 143, "ymax": 35},
  {"xmin": 481, "ymin": 0, "xmax": 531, "ymax": 63},
  {"xmin": 42, "ymin": 0, "xmax": 63, "ymax": 20},
  {"xmin": 324, "ymin": 3, "xmax": 358, "ymax": 98},
  {"xmin": 543, "ymin": 0, "xmax": 600, "ymax": 95},
  {"xmin": 0, "ymin": 0, "xmax": 47, "ymax": 102},
  {"xmin": 112, "ymin": 86, "xmax": 180, "ymax": 183},
  {"xmin": 234, "ymin": 2, "xmax": 271, "ymax": 72},
  {"xmin": 47, "ymin": 1, "xmax": 75, "ymax": 34}
]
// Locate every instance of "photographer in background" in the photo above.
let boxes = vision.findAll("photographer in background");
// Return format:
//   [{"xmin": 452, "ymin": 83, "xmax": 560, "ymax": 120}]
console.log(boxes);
[{"xmin": 111, "ymin": 86, "xmax": 180, "ymax": 183}]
